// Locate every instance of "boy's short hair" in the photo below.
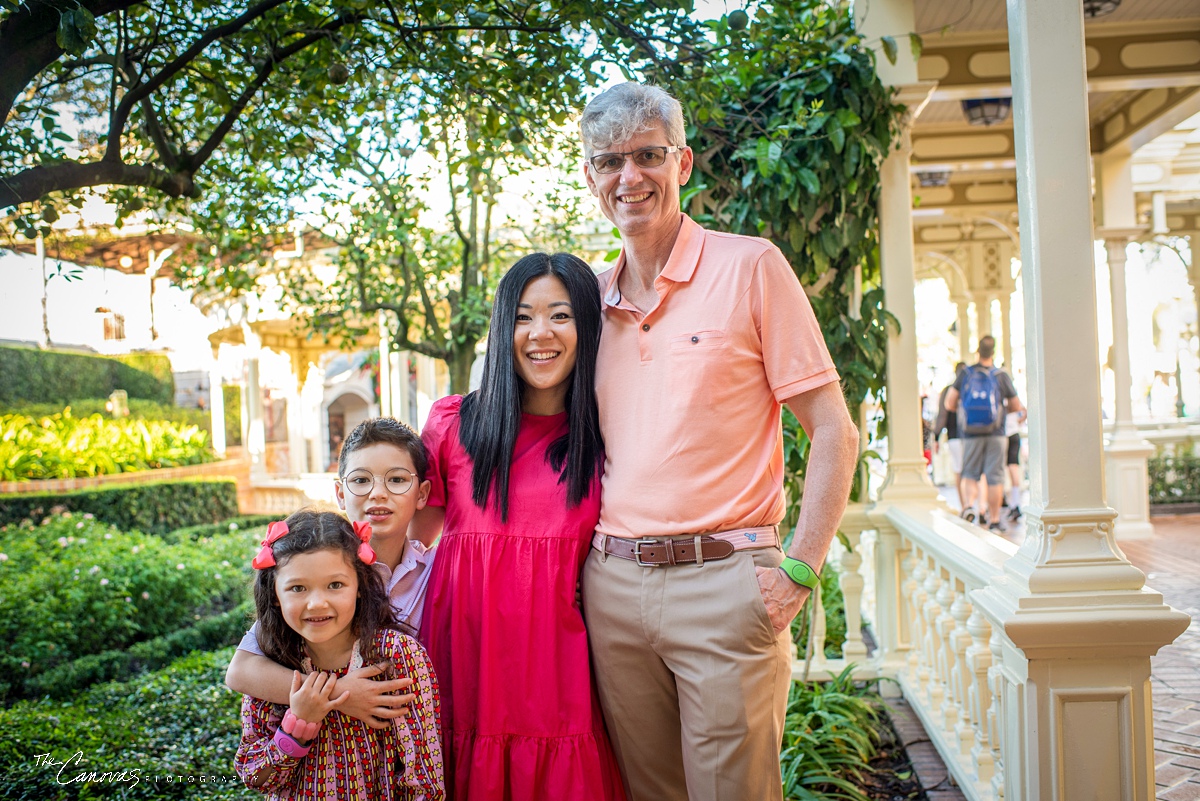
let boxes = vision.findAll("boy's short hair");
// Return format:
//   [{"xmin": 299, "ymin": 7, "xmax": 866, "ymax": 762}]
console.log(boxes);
[
  {"xmin": 338, "ymin": 417, "xmax": 428, "ymax": 481},
  {"xmin": 978, "ymin": 335, "xmax": 996, "ymax": 360}
]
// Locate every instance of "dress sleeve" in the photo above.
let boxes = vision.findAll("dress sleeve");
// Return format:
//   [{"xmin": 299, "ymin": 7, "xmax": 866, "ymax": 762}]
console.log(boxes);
[
  {"xmin": 420, "ymin": 395, "xmax": 463, "ymax": 509},
  {"xmin": 382, "ymin": 630, "xmax": 446, "ymax": 800},
  {"xmin": 235, "ymin": 695, "xmax": 303, "ymax": 794}
]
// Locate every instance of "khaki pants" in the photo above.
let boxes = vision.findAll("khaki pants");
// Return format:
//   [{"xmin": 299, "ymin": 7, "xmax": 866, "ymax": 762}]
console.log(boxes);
[{"xmin": 581, "ymin": 540, "xmax": 793, "ymax": 801}]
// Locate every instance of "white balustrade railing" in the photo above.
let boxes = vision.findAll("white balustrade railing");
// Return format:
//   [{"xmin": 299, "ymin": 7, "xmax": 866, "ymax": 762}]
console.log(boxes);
[{"xmin": 792, "ymin": 502, "xmax": 1018, "ymax": 801}]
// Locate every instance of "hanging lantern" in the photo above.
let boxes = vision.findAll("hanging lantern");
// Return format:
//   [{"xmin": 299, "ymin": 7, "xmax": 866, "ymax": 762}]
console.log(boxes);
[{"xmin": 961, "ymin": 98, "xmax": 1011, "ymax": 127}]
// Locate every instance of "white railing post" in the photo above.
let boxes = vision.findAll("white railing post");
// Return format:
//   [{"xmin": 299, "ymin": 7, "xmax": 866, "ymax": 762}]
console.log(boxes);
[
  {"xmin": 947, "ymin": 587, "xmax": 973, "ymax": 756},
  {"xmin": 964, "ymin": 607, "xmax": 994, "ymax": 786},
  {"xmin": 836, "ymin": 518, "xmax": 869, "ymax": 664}
]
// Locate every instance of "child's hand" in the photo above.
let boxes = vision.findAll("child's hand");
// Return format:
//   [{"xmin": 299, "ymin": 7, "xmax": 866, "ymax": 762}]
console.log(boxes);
[
  {"xmin": 335, "ymin": 661, "xmax": 416, "ymax": 729},
  {"xmin": 287, "ymin": 670, "xmax": 349, "ymax": 729}
]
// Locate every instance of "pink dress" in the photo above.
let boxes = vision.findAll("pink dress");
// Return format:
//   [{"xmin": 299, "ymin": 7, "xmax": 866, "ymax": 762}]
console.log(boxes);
[{"xmin": 419, "ymin": 395, "xmax": 625, "ymax": 801}]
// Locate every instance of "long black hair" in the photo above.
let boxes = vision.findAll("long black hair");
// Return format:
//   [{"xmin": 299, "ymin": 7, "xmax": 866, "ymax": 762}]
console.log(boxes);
[
  {"xmin": 253, "ymin": 510, "xmax": 397, "ymax": 669},
  {"xmin": 459, "ymin": 252, "xmax": 604, "ymax": 521}
]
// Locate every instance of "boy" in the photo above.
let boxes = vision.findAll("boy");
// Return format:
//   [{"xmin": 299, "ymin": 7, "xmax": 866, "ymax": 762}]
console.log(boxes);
[{"xmin": 225, "ymin": 417, "xmax": 434, "ymax": 729}]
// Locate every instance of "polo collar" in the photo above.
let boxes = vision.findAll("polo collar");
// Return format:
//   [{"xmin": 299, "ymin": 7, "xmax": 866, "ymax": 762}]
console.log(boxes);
[{"xmin": 601, "ymin": 214, "xmax": 704, "ymax": 309}]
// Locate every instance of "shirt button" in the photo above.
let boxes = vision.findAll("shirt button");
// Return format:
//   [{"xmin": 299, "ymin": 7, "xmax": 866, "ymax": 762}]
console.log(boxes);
[
  {"xmin": 691, "ymin": 336, "xmax": 699, "ymax": 343},
  {"xmin": 641, "ymin": 324, "xmax": 650, "ymax": 332}
]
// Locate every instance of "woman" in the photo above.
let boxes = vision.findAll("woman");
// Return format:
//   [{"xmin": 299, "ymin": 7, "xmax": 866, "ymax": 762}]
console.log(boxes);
[{"xmin": 414, "ymin": 253, "xmax": 624, "ymax": 801}]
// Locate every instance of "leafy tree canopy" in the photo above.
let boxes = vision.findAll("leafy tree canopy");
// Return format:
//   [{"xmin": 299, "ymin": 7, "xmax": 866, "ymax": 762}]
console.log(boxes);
[{"xmin": 0, "ymin": 0, "xmax": 702, "ymax": 236}]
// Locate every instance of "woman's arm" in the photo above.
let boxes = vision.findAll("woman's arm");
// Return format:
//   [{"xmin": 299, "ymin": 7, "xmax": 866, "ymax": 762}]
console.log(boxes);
[{"xmin": 409, "ymin": 506, "xmax": 445, "ymax": 549}]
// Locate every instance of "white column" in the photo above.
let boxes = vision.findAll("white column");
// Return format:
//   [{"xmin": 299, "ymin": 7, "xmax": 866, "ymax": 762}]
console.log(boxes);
[
  {"xmin": 286, "ymin": 373, "xmax": 306, "ymax": 475},
  {"xmin": 244, "ymin": 325, "xmax": 267, "ymax": 481},
  {"xmin": 974, "ymin": 291, "xmax": 994, "ymax": 343},
  {"xmin": 876, "ymin": 86, "xmax": 940, "ymax": 505},
  {"xmin": 998, "ymin": 295, "xmax": 1013, "ymax": 371},
  {"xmin": 972, "ymin": 3, "xmax": 1188, "ymax": 801},
  {"xmin": 1101, "ymin": 231, "xmax": 1154, "ymax": 540},
  {"xmin": 208, "ymin": 355, "xmax": 226, "ymax": 458},
  {"xmin": 955, "ymin": 298, "xmax": 972, "ymax": 363},
  {"xmin": 378, "ymin": 311, "xmax": 393, "ymax": 417}
]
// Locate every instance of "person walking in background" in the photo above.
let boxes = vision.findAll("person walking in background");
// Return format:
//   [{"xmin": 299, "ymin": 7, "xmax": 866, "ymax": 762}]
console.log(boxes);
[
  {"xmin": 1004, "ymin": 399, "xmax": 1028, "ymax": 524},
  {"xmin": 934, "ymin": 362, "xmax": 967, "ymax": 509},
  {"xmin": 944, "ymin": 337, "xmax": 1022, "ymax": 532}
]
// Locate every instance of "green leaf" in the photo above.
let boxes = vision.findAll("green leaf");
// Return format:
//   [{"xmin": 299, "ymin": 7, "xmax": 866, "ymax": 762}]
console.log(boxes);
[
  {"xmin": 880, "ymin": 35, "xmax": 898, "ymax": 65},
  {"xmin": 796, "ymin": 168, "xmax": 820, "ymax": 195},
  {"xmin": 56, "ymin": 7, "xmax": 97, "ymax": 55},
  {"xmin": 909, "ymin": 32, "xmax": 924, "ymax": 61},
  {"xmin": 828, "ymin": 118, "xmax": 846, "ymax": 154}
]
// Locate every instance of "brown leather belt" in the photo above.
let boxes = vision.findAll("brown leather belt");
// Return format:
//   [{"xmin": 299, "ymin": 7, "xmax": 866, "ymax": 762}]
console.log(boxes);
[{"xmin": 601, "ymin": 535, "xmax": 736, "ymax": 567}]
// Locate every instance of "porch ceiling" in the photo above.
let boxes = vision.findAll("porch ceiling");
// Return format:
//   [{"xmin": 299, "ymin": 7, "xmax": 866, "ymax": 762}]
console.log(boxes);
[{"xmin": 908, "ymin": 0, "xmax": 1200, "ymax": 236}]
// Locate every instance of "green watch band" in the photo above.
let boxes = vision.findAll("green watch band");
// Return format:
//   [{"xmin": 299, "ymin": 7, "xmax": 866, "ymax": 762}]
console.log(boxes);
[{"xmin": 779, "ymin": 557, "xmax": 820, "ymax": 590}]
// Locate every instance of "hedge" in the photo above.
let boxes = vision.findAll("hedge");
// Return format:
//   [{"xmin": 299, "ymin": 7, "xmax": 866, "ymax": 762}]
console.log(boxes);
[
  {"xmin": 24, "ymin": 602, "xmax": 254, "ymax": 699},
  {"xmin": 0, "ymin": 514, "xmax": 259, "ymax": 701},
  {"xmin": 0, "ymin": 479, "xmax": 239, "ymax": 534},
  {"xmin": 1149, "ymin": 451, "xmax": 1200, "ymax": 505},
  {"xmin": 0, "ymin": 648, "xmax": 256, "ymax": 800},
  {"xmin": 0, "ymin": 345, "xmax": 173, "ymax": 406}
]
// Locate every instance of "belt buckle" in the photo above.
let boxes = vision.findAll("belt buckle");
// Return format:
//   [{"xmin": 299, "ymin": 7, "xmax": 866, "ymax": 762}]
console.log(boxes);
[{"xmin": 631, "ymin": 538, "xmax": 661, "ymax": 567}]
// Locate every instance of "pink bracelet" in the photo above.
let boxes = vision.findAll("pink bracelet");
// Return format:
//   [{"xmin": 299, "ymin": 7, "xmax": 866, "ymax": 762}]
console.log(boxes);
[
  {"xmin": 282, "ymin": 709, "xmax": 321, "ymax": 742},
  {"xmin": 272, "ymin": 727, "xmax": 311, "ymax": 758}
]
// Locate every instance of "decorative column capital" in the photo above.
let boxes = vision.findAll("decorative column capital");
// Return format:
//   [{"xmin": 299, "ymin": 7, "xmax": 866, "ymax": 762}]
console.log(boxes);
[{"xmin": 1094, "ymin": 226, "xmax": 1147, "ymax": 245}]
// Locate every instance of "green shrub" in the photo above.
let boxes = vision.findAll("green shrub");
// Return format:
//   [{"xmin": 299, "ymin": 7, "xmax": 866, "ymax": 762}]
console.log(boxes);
[
  {"xmin": 0, "ymin": 479, "xmax": 239, "ymax": 533},
  {"xmin": 1149, "ymin": 450, "xmax": 1200, "ymax": 504},
  {"xmin": 26, "ymin": 602, "xmax": 255, "ymax": 699},
  {"xmin": 0, "ymin": 411, "xmax": 215, "ymax": 481},
  {"xmin": 0, "ymin": 345, "xmax": 173, "ymax": 406},
  {"xmin": 0, "ymin": 398, "xmax": 210, "ymax": 430},
  {"xmin": 0, "ymin": 515, "xmax": 259, "ymax": 701},
  {"xmin": 0, "ymin": 648, "xmax": 256, "ymax": 800},
  {"xmin": 161, "ymin": 516, "xmax": 276, "ymax": 544},
  {"xmin": 781, "ymin": 667, "xmax": 884, "ymax": 801}
]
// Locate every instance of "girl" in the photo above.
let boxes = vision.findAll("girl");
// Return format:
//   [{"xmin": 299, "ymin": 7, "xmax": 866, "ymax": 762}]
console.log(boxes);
[
  {"xmin": 414, "ymin": 253, "xmax": 625, "ymax": 800},
  {"xmin": 235, "ymin": 510, "xmax": 444, "ymax": 800}
]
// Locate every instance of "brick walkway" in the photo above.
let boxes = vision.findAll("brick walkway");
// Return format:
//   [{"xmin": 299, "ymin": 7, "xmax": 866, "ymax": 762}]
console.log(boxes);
[{"xmin": 1118, "ymin": 515, "xmax": 1200, "ymax": 801}]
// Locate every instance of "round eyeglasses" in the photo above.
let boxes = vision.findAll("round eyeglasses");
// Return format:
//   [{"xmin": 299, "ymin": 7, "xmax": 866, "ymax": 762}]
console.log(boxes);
[
  {"xmin": 587, "ymin": 145, "xmax": 680, "ymax": 175},
  {"xmin": 339, "ymin": 467, "xmax": 416, "ymax": 496}
]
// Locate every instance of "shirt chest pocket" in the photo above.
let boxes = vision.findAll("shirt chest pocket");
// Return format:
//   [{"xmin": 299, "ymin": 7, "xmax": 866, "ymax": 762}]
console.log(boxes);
[{"xmin": 669, "ymin": 330, "xmax": 727, "ymax": 351}]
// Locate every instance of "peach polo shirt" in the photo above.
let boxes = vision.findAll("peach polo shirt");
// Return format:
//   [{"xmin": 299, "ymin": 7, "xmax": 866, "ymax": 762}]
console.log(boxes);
[{"xmin": 595, "ymin": 215, "xmax": 840, "ymax": 540}]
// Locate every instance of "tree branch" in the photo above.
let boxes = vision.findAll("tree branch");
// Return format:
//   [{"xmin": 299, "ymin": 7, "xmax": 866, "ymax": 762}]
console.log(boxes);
[
  {"xmin": 104, "ymin": 0, "xmax": 293, "ymax": 161},
  {"xmin": 0, "ymin": 0, "xmax": 141, "ymax": 123},
  {"xmin": 0, "ymin": 159, "xmax": 197, "ymax": 208}
]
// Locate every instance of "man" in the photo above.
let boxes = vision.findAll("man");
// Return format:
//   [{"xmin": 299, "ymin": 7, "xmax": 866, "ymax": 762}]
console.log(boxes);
[
  {"xmin": 578, "ymin": 82, "xmax": 859, "ymax": 801},
  {"xmin": 944, "ymin": 335, "xmax": 1023, "ymax": 531}
]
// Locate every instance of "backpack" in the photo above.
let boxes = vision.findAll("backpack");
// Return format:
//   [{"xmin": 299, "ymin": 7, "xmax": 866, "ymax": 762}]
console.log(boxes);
[{"xmin": 957, "ymin": 366, "xmax": 1005, "ymax": 435}]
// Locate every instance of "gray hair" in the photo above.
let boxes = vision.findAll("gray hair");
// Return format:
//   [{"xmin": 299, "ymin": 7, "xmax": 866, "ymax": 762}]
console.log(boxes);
[{"xmin": 580, "ymin": 82, "xmax": 687, "ymax": 155}]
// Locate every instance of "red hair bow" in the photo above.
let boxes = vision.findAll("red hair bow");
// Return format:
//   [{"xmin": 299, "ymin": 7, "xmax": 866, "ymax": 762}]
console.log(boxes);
[
  {"xmin": 251, "ymin": 521, "xmax": 290, "ymax": 570},
  {"xmin": 352, "ymin": 520, "xmax": 377, "ymax": 565}
]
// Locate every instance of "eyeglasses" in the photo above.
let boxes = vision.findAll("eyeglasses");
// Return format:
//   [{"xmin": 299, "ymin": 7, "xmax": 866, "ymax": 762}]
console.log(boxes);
[
  {"xmin": 339, "ymin": 468, "xmax": 416, "ymax": 497},
  {"xmin": 587, "ymin": 146, "xmax": 680, "ymax": 175}
]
